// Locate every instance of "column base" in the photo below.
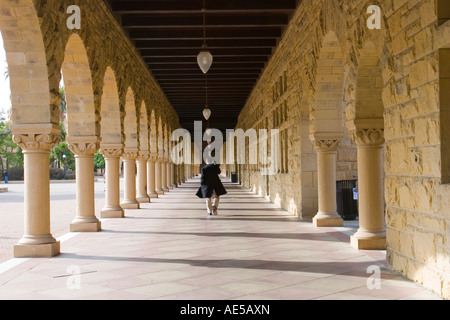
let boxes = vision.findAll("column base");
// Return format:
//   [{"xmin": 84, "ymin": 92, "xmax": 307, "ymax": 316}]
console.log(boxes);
[
  {"xmin": 121, "ymin": 201, "xmax": 140, "ymax": 209},
  {"xmin": 163, "ymin": 187, "xmax": 169, "ymax": 192},
  {"xmin": 148, "ymin": 192, "xmax": 158, "ymax": 199},
  {"xmin": 313, "ymin": 214, "xmax": 343, "ymax": 227},
  {"xmin": 351, "ymin": 235, "xmax": 386, "ymax": 250},
  {"xmin": 136, "ymin": 195, "xmax": 150, "ymax": 203},
  {"xmin": 156, "ymin": 190, "xmax": 164, "ymax": 195},
  {"xmin": 70, "ymin": 220, "xmax": 101, "ymax": 232},
  {"xmin": 14, "ymin": 242, "xmax": 60, "ymax": 258},
  {"xmin": 100, "ymin": 207, "xmax": 124, "ymax": 218}
]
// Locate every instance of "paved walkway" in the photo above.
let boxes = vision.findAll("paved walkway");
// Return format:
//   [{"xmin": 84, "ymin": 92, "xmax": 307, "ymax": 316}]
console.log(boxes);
[{"xmin": 0, "ymin": 178, "xmax": 442, "ymax": 300}]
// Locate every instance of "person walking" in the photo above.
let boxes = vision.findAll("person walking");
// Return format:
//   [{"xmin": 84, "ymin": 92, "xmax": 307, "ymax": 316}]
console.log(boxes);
[
  {"xmin": 4, "ymin": 170, "xmax": 8, "ymax": 184},
  {"xmin": 196, "ymin": 160, "xmax": 227, "ymax": 216}
]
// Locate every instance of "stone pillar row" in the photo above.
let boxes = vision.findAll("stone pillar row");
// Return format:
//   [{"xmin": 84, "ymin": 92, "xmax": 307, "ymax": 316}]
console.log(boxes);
[
  {"xmin": 310, "ymin": 119, "xmax": 386, "ymax": 251},
  {"xmin": 311, "ymin": 134, "xmax": 344, "ymax": 228},
  {"xmin": 10, "ymin": 127, "xmax": 198, "ymax": 257},
  {"xmin": 348, "ymin": 120, "xmax": 386, "ymax": 250}
]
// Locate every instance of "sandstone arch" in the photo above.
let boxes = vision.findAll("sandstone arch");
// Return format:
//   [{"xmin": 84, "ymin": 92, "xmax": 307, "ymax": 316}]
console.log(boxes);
[
  {"xmin": 99, "ymin": 67, "xmax": 122, "ymax": 146},
  {"xmin": 62, "ymin": 33, "xmax": 97, "ymax": 139},
  {"xmin": 123, "ymin": 87, "xmax": 138, "ymax": 151}
]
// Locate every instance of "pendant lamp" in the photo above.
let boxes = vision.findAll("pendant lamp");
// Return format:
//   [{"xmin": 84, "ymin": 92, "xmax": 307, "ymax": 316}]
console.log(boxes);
[
  {"xmin": 197, "ymin": 49, "xmax": 213, "ymax": 74},
  {"xmin": 203, "ymin": 106, "xmax": 211, "ymax": 120},
  {"xmin": 197, "ymin": 0, "xmax": 212, "ymax": 74}
]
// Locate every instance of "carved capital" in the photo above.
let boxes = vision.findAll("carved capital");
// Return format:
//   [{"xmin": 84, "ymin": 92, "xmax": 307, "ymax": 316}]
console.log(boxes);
[
  {"xmin": 349, "ymin": 128, "xmax": 385, "ymax": 146},
  {"xmin": 347, "ymin": 119, "xmax": 384, "ymax": 146},
  {"xmin": 149, "ymin": 153, "xmax": 159, "ymax": 162},
  {"xmin": 122, "ymin": 151, "xmax": 139, "ymax": 161},
  {"xmin": 100, "ymin": 144, "xmax": 123, "ymax": 158},
  {"xmin": 67, "ymin": 136, "xmax": 99, "ymax": 156},
  {"xmin": 157, "ymin": 155, "xmax": 165, "ymax": 162},
  {"xmin": 137, "ymin": 151, "xmax": 150, "ymax": 162},
  {"xmin": 13, "ymin": 133, "xmax": 59, "ymax": 151},
  {"xmin": 312, "ymin": 139, "xmax": 341, "ymax": 152},
  {"xmin": 310, "ymin": 133, "xmax": 343, "ymax": 152},
  {"xmin": 68, "ymin": 142, "xmax": 98, "ymax": 156}
]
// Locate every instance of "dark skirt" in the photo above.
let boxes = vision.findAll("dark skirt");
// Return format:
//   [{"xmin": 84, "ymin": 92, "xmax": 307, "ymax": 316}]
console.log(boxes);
[{"xmin": 196, "ymin": 183, "xmax": 227, "ymax": 199}]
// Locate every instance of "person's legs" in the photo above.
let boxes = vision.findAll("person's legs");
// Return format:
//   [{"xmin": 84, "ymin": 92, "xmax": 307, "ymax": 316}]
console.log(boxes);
[
  {"xmin": 212, "ymin": 191, "xmax": 219, "ymax": 215},
  {"xmin": 206, "ymin": 197, "xmax": 213, "ymax": 215}
]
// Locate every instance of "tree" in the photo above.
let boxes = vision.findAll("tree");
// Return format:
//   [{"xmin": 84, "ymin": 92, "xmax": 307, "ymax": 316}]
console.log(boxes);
[
  {"xmin": 94, "ymin": 151, "xmax": 105, "ymax": 171},
  {"xmin": 50, "ymin": 142, "xmax": 75, "ymax": 171},
  {"xmin": 0, "ymin": 111, "xmax": 23, "ymax": 176}
]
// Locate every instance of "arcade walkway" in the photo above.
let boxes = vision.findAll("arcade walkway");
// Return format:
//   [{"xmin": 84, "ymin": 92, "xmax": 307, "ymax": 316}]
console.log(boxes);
[{"xmin": 0, "ymin": 178, "xmax": 441, "ymax": 300}]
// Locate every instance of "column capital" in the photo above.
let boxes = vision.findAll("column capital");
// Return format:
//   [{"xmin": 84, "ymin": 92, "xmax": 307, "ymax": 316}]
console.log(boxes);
[
  {"xmin": 347, "ymin": 119, "xmax": 384, "ymax": 146},
  {"xmin": 310, "ymin": 133, "xmax": 344, "ymax": 152},
  {"xmin": 100, "ymin": 144, "xmax": 123, "ymax": 158},
  {"xmin": 157, "ymin": 154, "xmax": 165, "ymax": 163},
  {"xmin": 11, "ymin": 124, "xmax": 61, "ymax": 151},
  {"xmin": 149, "ymin": 153, "xmax": 159, "ymax": 162},
  {"xmin": 122, "ymin": 148, "xmax": 139, "ymax": 161},
  {"xmin": 67, "ymin": 136, "xmax": 99, "ymax": 156},
  {"xmin": 349, "ymin": 128, "xmax": 385, "ymax": 146},
  {"xmin": 137, "ymin": 151, "xmax": 150, "ymax": 162}
]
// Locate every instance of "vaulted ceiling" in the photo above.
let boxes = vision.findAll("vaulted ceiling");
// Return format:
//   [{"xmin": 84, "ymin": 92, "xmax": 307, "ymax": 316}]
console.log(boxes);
[{"xmin": 104, "ymin": 0, "xmax": 300, "ymax": 135}]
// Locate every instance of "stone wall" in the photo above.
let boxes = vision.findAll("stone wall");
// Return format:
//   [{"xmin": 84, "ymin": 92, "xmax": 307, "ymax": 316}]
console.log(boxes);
[
  {"xmin": 235, "ymin": 0, "xmax": 449, "ymax": 298},
  {"xmin": 1, "ymin": 0, "xmax": 180, "ymax": 153}
]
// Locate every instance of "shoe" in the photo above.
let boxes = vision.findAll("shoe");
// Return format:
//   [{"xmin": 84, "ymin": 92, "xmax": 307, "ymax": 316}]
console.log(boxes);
[
  {"xmin": 212, "ymin": 206, "xmax": 218, "ymax": 215},
  {"xmin": 207, "ymin": 212, "xmax": 212, "ymax": 216}
]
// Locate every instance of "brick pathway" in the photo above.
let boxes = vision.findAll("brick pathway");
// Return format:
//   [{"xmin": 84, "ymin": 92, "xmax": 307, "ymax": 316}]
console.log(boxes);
[{"xmin": 0, "ymin": 178, "xmax": 442, "ymax": 300}]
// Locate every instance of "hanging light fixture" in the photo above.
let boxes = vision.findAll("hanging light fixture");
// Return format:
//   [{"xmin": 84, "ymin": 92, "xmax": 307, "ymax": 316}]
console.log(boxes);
[
  {"xmin": 197, "ymin": 0, "xmax": 213, "ymax": 74},
  {"xmin": 197, "ymin": 51, "xmax": 213, "ymax": 74},
  {"xmin": 203, "ymin": 106, "xmax": 211, "ymax": 121},
  {"xmin": 202, "ymin": 74, "xmax": 211, "ymax": 121}
]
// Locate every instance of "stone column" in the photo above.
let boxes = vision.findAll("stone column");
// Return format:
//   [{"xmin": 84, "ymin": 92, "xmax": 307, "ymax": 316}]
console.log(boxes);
[
  {"xmin": 121, "ymin": 150, "xmax": 140, "ymax": 209},
  {"xmin": 177, "ymin": 164, "xmax": 183, "ymax": 185},
  {"xmin": 311, "ymin": 134, "xmax": 344, "ymax": 227},
  {"xmin": 100, "ymin": 145, "xmax": 124, "ymax": 218},
  {"xmin": 11, "ymin": 127, "xmax": 61, "ymax": 257},
  {"xmin": 167, "ymin": 159, "xmax": 173, "ymax": 190},
  {"xmin": 147, "ymin": 153, "xmax": 158, "ymax": 198},
  {"xmin": 172, "ymin": 163, "xmax": 178, "ymax": 188},
  {"xmin": 136, "ymin": 152, "xmax": 150, "ymax": 203},
  {"xmin": 349, "ymin": 122, "xmax": 386, "ymax": 250},
  {"xmin": 155, "ymin": 155, "xmax": 164, "ymax": 195},
  {"xmin": 68, "ymin": 138, "xmax": 101, "ymax": 232},
  {"xmin": 162, "ymin": 158, "xmax": 169, "ymax": 192}
]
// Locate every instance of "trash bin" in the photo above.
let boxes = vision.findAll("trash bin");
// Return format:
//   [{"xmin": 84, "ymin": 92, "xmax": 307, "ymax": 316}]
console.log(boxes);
[
  {"xmin": 336, "ymin": 180, "xmax": 358, "ymax": 220},
  {"xmin": 231, "ymin": 172, "xmax": 238, "ymax": 183}
]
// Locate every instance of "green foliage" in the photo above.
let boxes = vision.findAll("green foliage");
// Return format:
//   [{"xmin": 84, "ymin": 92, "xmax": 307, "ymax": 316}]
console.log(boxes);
[
  {"xmin": 94, "ymin": 151, "xmax": 105, "ymax": 170},
  {"xmin": 59, "ymin": 85, "xmax": 66, "ymax": 113},
  {"xmin": 50, "ymin": 142, "xmax": 75, "ymax": 171},
  {"xmin": 0, "ymin": 112, "xmax": 23, "ymax": 175}
]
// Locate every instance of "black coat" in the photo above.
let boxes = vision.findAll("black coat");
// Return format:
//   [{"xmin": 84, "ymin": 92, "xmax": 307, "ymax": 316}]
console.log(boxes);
[{"xmin": 196, "ymin": 164, "xmax": 227, "ymax": 199}]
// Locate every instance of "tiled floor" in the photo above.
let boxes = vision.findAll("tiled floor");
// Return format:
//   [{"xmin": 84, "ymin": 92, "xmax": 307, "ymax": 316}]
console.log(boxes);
[{"xmin": 0, "ymin": 178, "xmax": 442, "ymax": 300}]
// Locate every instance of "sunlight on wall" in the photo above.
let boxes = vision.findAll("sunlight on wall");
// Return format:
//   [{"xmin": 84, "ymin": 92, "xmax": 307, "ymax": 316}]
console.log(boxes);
[
  {"xmin": 258, "ymin": 186, "xmax": 263, "ymax": 197},
  {"xmin": 289, "ymin": 198, "xmax": 298, "ymax": 216},
  {"xmin": 274, "ymin": 193, "xmax": 282, "ymax": 207},
  {"xmin": 0, "ymin": 32, "xmax": 11, "ymax": 118}
]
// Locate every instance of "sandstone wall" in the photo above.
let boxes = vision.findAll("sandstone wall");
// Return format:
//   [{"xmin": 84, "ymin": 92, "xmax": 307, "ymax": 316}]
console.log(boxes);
[
  {"xmin": 1, "ymin": 0, "xmax": 180, "ymax": 153},
  {"xmin": 236, "ymin": 0, "xmax": 449, "ymax": 298}
]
